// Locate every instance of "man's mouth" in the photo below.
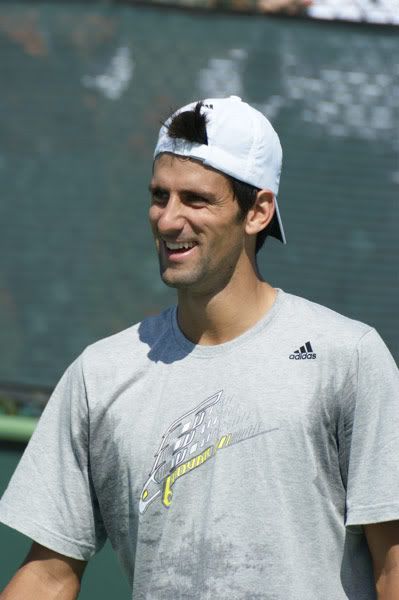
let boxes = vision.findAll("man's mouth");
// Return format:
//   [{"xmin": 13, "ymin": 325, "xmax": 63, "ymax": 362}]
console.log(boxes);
[{"xmin": 162, "ymin": 240, "xmax": 198, "ymax": 259}]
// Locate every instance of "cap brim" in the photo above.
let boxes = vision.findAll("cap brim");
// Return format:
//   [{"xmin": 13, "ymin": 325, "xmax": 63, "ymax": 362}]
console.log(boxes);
[{"xmin": 268, "ymin": 197, "xmax": 286, "ymax": 244}]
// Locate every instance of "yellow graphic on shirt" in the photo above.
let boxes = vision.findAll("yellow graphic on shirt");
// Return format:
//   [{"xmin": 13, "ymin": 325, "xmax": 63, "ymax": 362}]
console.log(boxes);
[
  {"xmin": 161, "ymin": 434, "xmax": 232, "ymax": 508},
  {"xmin": 139, "ymin": 390, "xmax": 277, "ymax": 513},
  {"xmin": 139, "ymin": 391, "xmax": 232, "ymax": 514},
  {"xmin": 162, "ymin": 445, "xmax": 213, "ymax": 507}
]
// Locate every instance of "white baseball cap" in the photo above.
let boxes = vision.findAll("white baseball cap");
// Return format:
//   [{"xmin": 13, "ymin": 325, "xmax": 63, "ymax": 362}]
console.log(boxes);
[{"xmin": 154, "ymin": 95, "xmax": 286, "ymax": 244}]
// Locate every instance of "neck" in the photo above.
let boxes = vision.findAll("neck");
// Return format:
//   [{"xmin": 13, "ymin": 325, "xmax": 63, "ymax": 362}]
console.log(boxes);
[{"xmin": 176, "ymin": 266, "xmax": 277, "ymax": 346}]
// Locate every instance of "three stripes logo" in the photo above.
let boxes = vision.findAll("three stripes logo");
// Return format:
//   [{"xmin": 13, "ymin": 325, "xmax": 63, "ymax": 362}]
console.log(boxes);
[{"xmin": 289, "ymin": 341, "xmax": 316, "ymax": 360}]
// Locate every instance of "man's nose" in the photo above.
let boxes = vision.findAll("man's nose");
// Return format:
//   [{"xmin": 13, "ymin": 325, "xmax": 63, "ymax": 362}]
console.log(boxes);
[{"xmin": 157, "ymin": 195, "xmax": 185, "ymax": 234}]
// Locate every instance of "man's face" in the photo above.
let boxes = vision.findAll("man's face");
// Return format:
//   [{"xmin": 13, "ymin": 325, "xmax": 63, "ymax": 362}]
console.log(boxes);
[{"xmin": 149, "ymin": 153, "xmax": 248, "ymax": 295}]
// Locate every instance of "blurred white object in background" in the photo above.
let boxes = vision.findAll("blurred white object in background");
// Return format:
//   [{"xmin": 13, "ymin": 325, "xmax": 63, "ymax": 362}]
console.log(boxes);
[{"xmin": 308, "ymin": 0, "xmax": 399, "ymax": 24}]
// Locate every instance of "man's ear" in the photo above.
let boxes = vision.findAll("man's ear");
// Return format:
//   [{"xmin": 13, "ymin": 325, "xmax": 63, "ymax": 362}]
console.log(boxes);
[{"xmin": 244, "ymin": 189, "xmax": 275, "ymax": 236}]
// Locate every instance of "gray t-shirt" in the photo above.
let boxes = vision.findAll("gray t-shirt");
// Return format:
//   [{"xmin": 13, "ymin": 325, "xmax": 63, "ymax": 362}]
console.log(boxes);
[{"xmin": 1, "ymin": 289, "xmax": 399, "ymax": 599}]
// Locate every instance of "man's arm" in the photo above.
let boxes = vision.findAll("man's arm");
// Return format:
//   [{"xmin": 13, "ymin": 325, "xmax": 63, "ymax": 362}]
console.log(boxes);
[
  {"xmin": 364, "ymin": 521, "xmax": 399, "ymax": 600},
  {"xmin": 0, "ymin": 542, "xmax": 87, "ymax": 600}
]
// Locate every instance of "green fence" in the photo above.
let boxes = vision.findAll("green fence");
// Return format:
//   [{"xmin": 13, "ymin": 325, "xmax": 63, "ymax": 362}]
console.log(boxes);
[{"xmin": 1, "ymin": 3, "xmax": 398, "ymax": 395}]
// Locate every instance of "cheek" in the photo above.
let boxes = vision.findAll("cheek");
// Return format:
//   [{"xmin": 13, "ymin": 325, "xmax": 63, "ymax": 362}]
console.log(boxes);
[
  {"xmin": 204, "ymin": 225, "xmax": 243, "ymax": 264},
  {"xmin": 216, "ymin": 217, "xmax": 245, "ymax": 246}
]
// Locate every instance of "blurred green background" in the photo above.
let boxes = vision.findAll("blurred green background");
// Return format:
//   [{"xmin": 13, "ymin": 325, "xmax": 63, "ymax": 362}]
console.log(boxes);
[
  {"xmin": 1, "ymin": 4, "xmax": 398, "ymax": 392},
  {"xmin": 0, "ymin": 1, "xmax": 398, "ymax": 596}
]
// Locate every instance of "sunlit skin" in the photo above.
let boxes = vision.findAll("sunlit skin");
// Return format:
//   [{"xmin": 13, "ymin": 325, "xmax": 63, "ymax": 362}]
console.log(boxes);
[{"xmin": 148, "ymin": 153, "xmax": 277, "ymax": 345}]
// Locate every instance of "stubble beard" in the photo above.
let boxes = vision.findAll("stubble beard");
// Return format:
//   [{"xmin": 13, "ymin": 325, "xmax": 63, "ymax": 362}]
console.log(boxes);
[
  {"xmin": 158, "ymin": 244, "xmax": 242, "ymax": 296},
  {"xmin": 159, "ymin": 254, "xmax": 211, "ymax": 291}
]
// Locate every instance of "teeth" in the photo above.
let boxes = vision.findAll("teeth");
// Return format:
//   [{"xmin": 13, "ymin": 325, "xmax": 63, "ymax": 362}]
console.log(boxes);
[{"xmin": 165, "ymin": 242, "xmax": 195, "ymax": 250}]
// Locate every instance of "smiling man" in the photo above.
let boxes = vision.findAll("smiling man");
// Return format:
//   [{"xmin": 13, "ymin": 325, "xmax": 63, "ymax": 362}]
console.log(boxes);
[{"xmin": 1, "ymin": 97, "xmax": 399, "ymax": 600}]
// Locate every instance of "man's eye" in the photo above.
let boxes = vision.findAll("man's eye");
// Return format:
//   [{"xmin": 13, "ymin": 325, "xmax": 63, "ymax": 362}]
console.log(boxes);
[
  {"xmin": 151, "ymin": 190, "xmax": 168, "ymax": 204},
  {"xmin": 186, "ymin": 195, "xmax": 207, "ymax": 205}
]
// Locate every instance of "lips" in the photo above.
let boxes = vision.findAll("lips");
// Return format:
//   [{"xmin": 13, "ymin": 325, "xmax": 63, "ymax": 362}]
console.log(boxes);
[{"xmin": 162, "ymin": 240, "xmax": 198, "ymax": 261}]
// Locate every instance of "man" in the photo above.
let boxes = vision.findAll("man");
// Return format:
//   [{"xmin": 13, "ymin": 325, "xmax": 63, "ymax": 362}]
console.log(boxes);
[{"xmin": 1, "ymin": 96, "xmax": 399, "ymax": 600}]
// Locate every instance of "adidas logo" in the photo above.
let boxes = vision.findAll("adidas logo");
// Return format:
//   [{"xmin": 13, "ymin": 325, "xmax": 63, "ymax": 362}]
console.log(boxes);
[{"xmin": 289, "ymin": 341, "xmax": 316, "ymax": 360}]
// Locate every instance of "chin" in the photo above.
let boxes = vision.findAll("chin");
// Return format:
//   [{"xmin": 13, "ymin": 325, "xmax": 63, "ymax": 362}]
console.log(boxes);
[
  {"xmin": 161, "ymin": 276, "xmax": 194, "ymax": 289},
  {"xmin": 160, "ymin": 269, "xmax": 201, "ymax": 290}
]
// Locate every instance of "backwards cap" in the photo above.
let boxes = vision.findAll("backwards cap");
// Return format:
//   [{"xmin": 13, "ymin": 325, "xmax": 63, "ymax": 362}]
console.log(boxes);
[{"xmin": 154, "ymin": 95, "xmax": 286, "ymax": 244}]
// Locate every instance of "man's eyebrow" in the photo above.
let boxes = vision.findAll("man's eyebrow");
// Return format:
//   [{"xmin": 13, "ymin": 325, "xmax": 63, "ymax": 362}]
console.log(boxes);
[
  {"xmin": 181, "ymin": 189, "xmax": 216, "ymax": 200},
  {"xmin": 148, "ymin": 184, "xmax": 216, "ymax": 200},
  {"xmin": 148, "ymin": 184, "xmax": 166, "ymax": 193}
]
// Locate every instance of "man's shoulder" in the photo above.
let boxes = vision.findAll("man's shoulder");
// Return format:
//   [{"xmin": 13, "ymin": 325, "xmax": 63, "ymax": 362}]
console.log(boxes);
[
  {"xmin": 281, "ymin": 290, "xmax": 374, "ymax": 354},
  {"xmin": 285, "ymin": 291, "xmax": 372, "ymax": 331},
  {"xmin": 80, "ymin": 306, "xmax": 174, "ymax": 368}
]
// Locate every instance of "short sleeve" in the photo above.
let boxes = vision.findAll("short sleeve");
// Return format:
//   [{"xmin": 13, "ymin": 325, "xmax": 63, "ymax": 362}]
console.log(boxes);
[
  {"xmin": 343, "ymin": 329, "xmax": 399, "ymax": 527},
  {"xmin": 0, "ymin": 356, "xmax": 107, "ymax": 560}
]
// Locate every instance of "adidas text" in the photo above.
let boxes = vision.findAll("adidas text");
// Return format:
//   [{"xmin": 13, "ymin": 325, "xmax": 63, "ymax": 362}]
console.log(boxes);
[{"xmin": 289, "ymin": 353, "xmax": 316, "ymax": 360}]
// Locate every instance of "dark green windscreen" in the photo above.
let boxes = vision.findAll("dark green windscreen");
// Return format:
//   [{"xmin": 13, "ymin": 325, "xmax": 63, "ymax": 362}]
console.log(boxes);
[{"xmin": 1, "ymin": 3, "xmax": 398, "ymax": 394}]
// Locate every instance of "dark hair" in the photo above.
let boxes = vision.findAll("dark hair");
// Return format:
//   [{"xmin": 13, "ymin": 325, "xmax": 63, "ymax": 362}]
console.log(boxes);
[
  {"xmin": 167, "ymin": 101, "xmax": 208, "ymax": 145},
  {"xmin": 164, "ymin": 101, "xmax": 270, "ymax": 254}
]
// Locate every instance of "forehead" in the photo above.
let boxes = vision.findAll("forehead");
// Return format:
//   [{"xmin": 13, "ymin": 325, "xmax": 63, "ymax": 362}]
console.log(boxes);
[{"xmin": 152, "ymin": 153, "xmax": 232, "ymax": 194}]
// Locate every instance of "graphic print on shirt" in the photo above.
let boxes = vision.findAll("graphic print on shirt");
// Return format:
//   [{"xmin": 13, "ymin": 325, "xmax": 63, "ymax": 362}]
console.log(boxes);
[
  {"xmin": 139, "ymin": 390, "xmax": 279, "ymax": 514},
  {"xmin": 139, "ymin": 391, "xmax": 226, "ymax": 514}
]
